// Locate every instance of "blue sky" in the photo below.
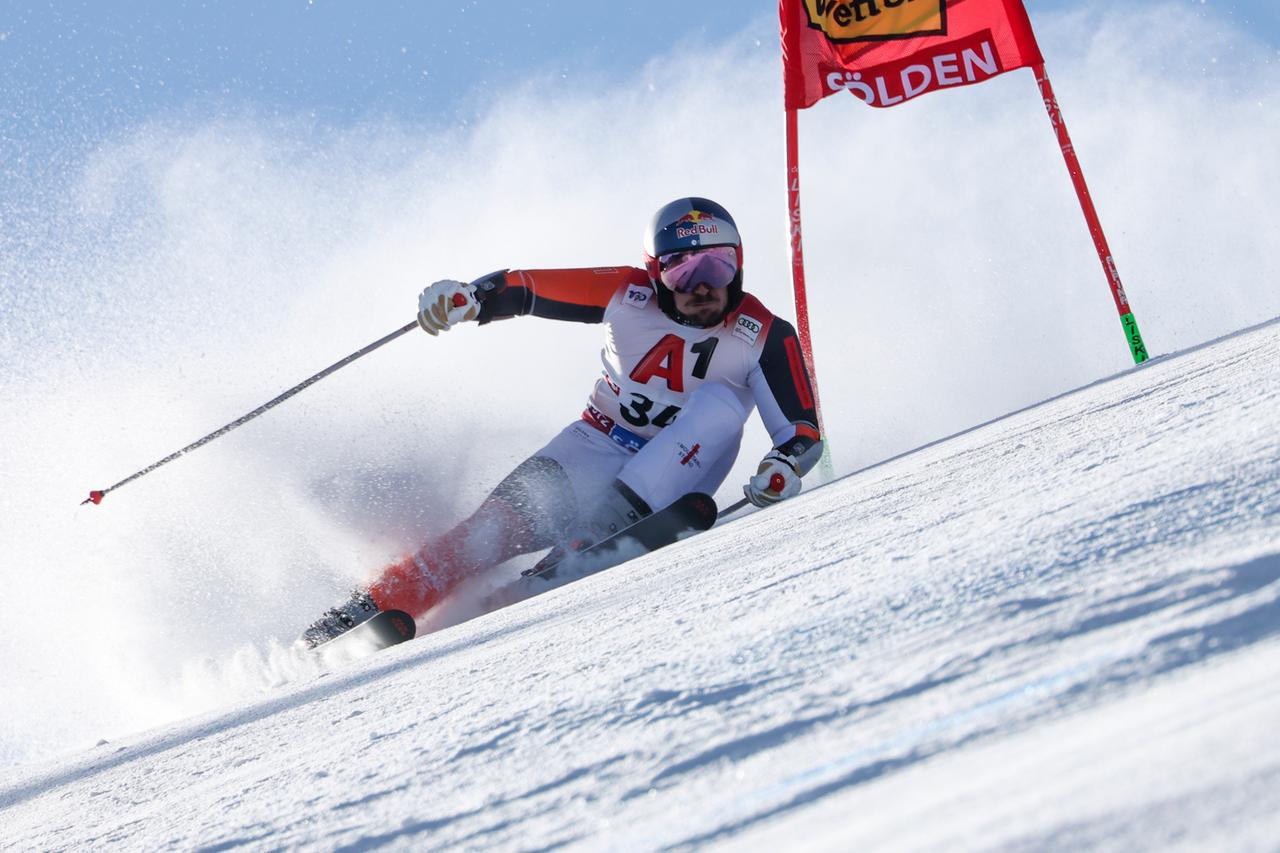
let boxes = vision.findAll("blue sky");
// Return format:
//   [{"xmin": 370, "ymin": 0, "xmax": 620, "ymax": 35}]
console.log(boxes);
[{"xmin": 3, "ymin": 0, "xmax": 1277, "ymax": 152}]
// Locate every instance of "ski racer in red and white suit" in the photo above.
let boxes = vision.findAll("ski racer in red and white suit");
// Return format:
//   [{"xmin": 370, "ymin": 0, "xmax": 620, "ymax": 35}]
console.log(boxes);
[{"xmin": 301, "ymin": 197, "xmax": 824, "ymax": 647}]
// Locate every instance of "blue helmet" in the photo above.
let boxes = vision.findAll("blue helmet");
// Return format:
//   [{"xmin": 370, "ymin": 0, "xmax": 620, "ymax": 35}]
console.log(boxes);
[{"xmin": 642, "ymin": 197, "xmax": 744, "ymax": 326}]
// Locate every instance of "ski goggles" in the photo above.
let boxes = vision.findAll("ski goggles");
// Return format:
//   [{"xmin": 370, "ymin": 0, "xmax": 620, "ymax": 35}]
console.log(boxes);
[{"xmin": 658, "ymin": 245, "xmax": 739, "ymax": 293}]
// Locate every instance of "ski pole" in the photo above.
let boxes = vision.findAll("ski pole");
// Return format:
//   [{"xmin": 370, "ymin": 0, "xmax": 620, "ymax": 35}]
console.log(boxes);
[
  {"xmin": 716, "ymin": 472, "xmax": 787, "ymax": 521},
  {"xmin": 81, "ymin": 320, "xmax": 419, "ymax": 506},
  {"xmin": 82, "ymin": 275, "xmax": 505, "ymax": 507},
  {"xmin": 717, "ymin": 497, "xmax": 750, "ymax": 520}
]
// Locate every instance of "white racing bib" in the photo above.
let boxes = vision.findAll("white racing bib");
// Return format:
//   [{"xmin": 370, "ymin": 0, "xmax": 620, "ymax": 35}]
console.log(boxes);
[{"xmin": 584, "ymin": 285, "xmax": 771, "ymax": 445}]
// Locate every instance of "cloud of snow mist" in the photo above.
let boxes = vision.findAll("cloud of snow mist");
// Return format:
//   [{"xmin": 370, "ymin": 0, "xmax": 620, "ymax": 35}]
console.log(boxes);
[{"xmin": 1, "ymin": 2, "xmax": 1277, "ymax": 767}]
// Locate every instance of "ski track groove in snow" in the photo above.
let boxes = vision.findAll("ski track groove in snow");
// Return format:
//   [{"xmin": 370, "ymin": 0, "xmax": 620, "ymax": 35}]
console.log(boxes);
[{"xmin": 1, "ymin": 319, "xmax": 1277, "ymax": 850}]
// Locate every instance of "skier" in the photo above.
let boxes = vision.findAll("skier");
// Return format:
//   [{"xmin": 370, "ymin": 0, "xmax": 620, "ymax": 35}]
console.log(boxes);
[{"xmin": 301, "ymin": 197, "xmax": 824, "ymax": 648}]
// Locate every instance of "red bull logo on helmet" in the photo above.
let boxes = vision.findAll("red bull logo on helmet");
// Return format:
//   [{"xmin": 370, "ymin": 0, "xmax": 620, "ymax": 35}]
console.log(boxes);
[{"xmin": 674, "ymin": 210, "xmax": 721, "ymax": 240}]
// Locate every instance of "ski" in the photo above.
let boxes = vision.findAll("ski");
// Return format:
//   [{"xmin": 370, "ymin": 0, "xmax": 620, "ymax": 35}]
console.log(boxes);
[
  {"xmin": 310, "ymin": 608, "xmax": 416, "ymax": 657},
  {"xmin": 480, "ymin": 492, "xmax": 717, "ymax": 613},
  {"xmin": 525, "ymin": 491, "xmax": 720, "ymax": 581}
]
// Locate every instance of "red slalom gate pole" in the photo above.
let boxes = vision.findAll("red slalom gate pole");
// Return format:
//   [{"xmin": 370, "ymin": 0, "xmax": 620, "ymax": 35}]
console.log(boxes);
[
  {"xmin": 785, "ymin": 106, "xmax": 834, "ymax": 481},
  {"xmin": 1034, "ymin": 64, "xmax": 1149, "ymax": 365}
]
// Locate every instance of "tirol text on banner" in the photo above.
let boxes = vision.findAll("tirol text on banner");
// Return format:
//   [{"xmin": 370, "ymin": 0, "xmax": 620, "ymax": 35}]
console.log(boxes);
[{"xmin": 782, "ymin": 0, "xmax": 1044, "ymax": 110}]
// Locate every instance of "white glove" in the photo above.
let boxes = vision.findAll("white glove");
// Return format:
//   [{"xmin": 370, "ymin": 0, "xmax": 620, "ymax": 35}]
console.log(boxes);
[
  {"xmin": 744, "ymin": 450, "xmax": 802, "ymax": 507},
  {"xmin": 417, "ymin": 279, "xmax": 480, "ymax": 336}
]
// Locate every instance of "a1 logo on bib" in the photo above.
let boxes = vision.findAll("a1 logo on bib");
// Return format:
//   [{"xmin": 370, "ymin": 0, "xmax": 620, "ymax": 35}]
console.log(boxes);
[
  {"xmin": 733, "ymin": 314, "xmax": 763, "ymax": 345},
  {"xmin": 624, "ymin": 284, "xmax": 652, "ymax": 309}
]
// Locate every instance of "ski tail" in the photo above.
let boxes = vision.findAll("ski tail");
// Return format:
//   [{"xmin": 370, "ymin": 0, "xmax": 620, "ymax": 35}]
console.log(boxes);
[{"xmin": 309, "ymin": 608, "xmax": 416, "ymax": 660}]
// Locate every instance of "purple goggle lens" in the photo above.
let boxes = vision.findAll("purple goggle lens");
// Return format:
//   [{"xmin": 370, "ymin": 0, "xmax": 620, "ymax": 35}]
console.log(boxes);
[{"xmin": 659, "ymin": 245, "xmax": 738, "ymax": 293}]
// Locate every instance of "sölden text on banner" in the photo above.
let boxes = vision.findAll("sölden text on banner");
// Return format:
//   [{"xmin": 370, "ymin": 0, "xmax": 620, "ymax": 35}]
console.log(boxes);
[{"xmin": 781, "ymin": 0, "xmax": 1044, "ymax": 110}]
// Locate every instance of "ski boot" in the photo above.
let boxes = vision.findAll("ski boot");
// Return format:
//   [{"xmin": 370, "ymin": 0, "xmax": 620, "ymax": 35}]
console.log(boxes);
[{"xmin": 523, "ymin": 480, "xmax": 652, "ymax": 578}]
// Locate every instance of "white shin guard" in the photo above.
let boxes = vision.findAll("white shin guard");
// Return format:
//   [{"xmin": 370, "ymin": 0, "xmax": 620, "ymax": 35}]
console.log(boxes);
[{"xmin": 617, "ymin": 382, "xmax": 747, "ymax": 512}]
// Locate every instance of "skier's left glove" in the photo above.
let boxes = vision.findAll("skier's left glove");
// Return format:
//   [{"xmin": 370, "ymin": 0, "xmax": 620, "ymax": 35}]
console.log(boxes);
[
  {"xmin": 417, "ymin": 279, "xmax": 480, "ymax": 336},
  {"xmin": 744, "ymin": 450, "xmax": 802, "ymax": 507}
]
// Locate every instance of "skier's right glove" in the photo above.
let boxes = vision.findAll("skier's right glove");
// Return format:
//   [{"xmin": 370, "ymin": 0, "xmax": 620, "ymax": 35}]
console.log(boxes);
[
  {"xmin": 744, "ymin": 450, "xmax": 802, "ymax": 507},
  {"xmin": 417, "ymin": 279, "xmax": 480, "ymax": 335}
]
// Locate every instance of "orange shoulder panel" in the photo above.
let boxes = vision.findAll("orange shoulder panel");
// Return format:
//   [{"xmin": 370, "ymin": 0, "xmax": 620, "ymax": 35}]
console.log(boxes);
[{"xmin": 510, "ymin": 267, "xmax": 649, "ymax": 310}]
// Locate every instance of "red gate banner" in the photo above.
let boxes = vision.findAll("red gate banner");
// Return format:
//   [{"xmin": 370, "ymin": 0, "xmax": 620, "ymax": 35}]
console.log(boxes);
[{"xmin": 782, "ymin": 0, "xmax": 1044, "ymax": 110}]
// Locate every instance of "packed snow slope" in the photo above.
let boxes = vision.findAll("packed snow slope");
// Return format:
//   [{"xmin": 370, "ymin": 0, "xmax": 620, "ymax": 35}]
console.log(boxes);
[{"xmin": 3, "ymin": 322, "xmax": 1278, "ymax": 850}]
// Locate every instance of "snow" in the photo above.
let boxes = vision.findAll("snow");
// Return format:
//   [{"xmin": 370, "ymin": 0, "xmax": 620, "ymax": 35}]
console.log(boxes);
[{"xmin": 2, "ymin": 316, "xmax": 1276, "ymax": 850}]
